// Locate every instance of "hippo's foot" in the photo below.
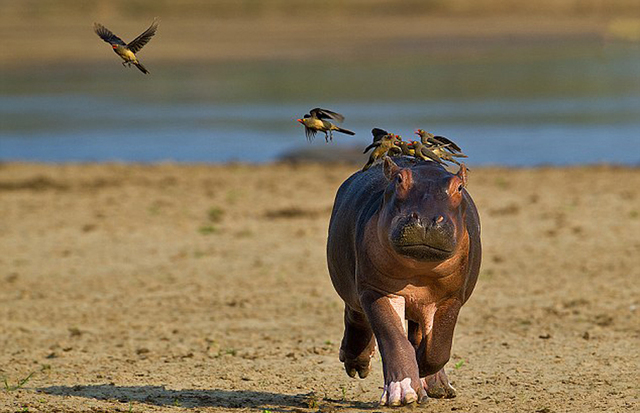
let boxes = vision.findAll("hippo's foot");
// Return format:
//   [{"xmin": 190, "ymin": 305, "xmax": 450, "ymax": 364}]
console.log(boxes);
[
  {"xmin": 339, "ymin": 346, "xmax": 373, "ymax": 379},
  {"xmin": 380, "ymin": 377, "xmax": 427, "ymax": 406},
  {"xmin": 339, "ymin": 307, "xmax": 375, "ymax": 379},
  {"xmin": 421, "ymin": 369, "xmax": 456, "ymax": 399}
]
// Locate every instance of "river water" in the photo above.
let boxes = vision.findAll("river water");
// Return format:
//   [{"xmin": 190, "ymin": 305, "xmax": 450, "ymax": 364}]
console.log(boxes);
[{"xmin": 1, "ymin": 41, "xmax": 639, "ymax": 166}]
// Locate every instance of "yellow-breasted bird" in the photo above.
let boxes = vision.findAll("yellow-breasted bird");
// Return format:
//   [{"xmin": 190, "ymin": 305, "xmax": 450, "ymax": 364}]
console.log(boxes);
[
  {"xmin": 396, "ymin": 139, "xmax": 415, "ymax": 157},
  {"xmin": 410, "ymin": 140, "xmax": 446, "ymax": 165},
  {"xmin": 362, "ymin": 134, "xmax": 401, "ymax": 171},
  {"xmin": 430, "ymin": 144, "xmax": 467, "ymax": 166},
  {"xmin": 363, "ymin": 128, "xmax": 390, "ymax": 153},
  {"xmin": 387, "ymin": 134, "xmax": 406, "ymax": 156},
  {"xmin": 297, "ymin": 108, "xmax": 355, "ymax": 142},
  {"xmin": 415, "ymin": 129, "xmax": 468, "ymax": 166},
  {"xmin": 94, "ymin": 19, "xmax": 159, "ymax": 74},
  {"xmin": 415, "ymin": 129, "xmax": 467, "ymax": 156}
]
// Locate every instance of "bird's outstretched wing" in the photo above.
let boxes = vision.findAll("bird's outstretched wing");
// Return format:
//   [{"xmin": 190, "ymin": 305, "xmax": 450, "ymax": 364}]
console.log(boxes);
[
  {"xmin": 127, "ymin": 19, "xmax": 159, "ymax": 53},
  {"xmin": 432, "ymin": 135, "xmax": 462, "ymax": 153},
  {"xmin": 371, "ymin": 128, "xmax": 389, "ymax": 142},
  {"xmin": 94, "ymin": 23, "xmax": 126, "ymax": 46},
  {"xmin": 309, "ymin": 108, "xmax": 345, "ymax": 122}
]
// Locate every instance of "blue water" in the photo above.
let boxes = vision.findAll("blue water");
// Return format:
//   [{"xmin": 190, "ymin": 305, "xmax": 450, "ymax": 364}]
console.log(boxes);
[{"xmin": 1, "ymin": 42, "xmax": 639, "ymax": 166}]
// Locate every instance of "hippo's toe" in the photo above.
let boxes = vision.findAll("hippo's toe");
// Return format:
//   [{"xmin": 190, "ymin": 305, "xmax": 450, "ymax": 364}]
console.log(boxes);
[
  {"xmin": 342, "ymin": 356, "xmax": 371, "ymax": 379},
  {"xmin": 380, "ymin": 378, "xmax": 425, "ymax": 406},
  {"xmin": 340, "ymin": 348, "xmax": 373, "ymax": 379},
  {"xmin": 421, "ymin": 369, "xmax": 457, "ymax": 399}
]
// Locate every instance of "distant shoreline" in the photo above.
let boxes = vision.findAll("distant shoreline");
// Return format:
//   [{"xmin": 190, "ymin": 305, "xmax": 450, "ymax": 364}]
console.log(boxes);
[
  {"xmin": 1, "ymin": 159, "xmax": 638, "ymax": 169},
  {"xmin": 1, "ymin": 13, "xmax": 630, "ymax": 68}
]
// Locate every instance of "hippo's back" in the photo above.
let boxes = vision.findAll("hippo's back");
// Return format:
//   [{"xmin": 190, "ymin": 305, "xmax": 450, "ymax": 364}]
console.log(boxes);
[{"xmin": 326, "ymin": 163, "xmax": 386, "ymax": 305}]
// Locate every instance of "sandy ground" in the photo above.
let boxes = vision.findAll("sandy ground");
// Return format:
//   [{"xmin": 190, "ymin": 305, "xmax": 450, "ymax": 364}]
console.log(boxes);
[{"xmin": 0, "ymin": 162, "xmax": 638, "ymax": 412}]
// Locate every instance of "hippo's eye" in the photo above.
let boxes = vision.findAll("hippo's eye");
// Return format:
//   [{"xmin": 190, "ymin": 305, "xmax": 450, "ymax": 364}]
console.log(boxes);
[
  {"xmin": 457, "ymin": 184, "xmax": 463, "ymax": 192},
  {"xmin": 397, "ymin": 174, "xmax": 403, "ymax": 185}
]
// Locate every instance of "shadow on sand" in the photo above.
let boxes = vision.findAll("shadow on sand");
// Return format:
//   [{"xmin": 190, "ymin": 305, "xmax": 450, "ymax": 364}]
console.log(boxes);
[{"xmin": 38, "ymin": 384, "xmax": 377, "ymax": 411}]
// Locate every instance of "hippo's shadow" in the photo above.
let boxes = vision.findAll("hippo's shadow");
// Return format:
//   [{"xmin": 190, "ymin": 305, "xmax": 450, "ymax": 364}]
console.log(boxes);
[{"xmin": 38, "ymin": 384, "xmax": 377, "ymax": 410}]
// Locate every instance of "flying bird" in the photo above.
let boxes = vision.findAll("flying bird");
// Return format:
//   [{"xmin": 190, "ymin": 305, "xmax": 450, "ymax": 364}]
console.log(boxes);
[
  {"xmin": 94, "ymin": 19, "xmax": 159, "ymax": 74},
  {"xmin": 297, "ymin": 108, "xmax": 355, "ymax": 142}
]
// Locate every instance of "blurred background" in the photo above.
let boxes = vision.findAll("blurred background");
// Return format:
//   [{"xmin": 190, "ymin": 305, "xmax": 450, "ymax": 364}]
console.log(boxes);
[{"xmin": 1, "ymin": 0, "xmax": 640, "ymax": 166}]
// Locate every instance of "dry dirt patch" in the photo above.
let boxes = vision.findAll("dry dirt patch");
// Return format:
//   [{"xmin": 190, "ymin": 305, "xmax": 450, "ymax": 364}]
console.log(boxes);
[{"xmin": 1, "ymin": 163, "xmax": 638, "ymax": 412}]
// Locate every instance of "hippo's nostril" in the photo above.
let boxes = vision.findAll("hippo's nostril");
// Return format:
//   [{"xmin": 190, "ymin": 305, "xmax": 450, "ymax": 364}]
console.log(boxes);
[
  {"xmin": 411, "ymin": 212, "xmax": 419, "ymax": 220},
  {"xmin": 428, "ymin": 215, "xmax": 446, "ymax": 229}
]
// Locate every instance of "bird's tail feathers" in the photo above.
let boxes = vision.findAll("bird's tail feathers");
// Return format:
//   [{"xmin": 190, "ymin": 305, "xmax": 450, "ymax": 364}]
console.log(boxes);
[
  {"xmin": 363, "ymin": 142, "xmax": 378, "ymax": 154},
  {"xmin": 336, "ymin": 127, "xmax": 355, "ymax": 136},
  {"xmin": 133, "ymin": 62, "xmax": 149, "ymax": 74},
  {"xmin": 362, "ymin": 158, "xmax": 374, "ymax": 171}
]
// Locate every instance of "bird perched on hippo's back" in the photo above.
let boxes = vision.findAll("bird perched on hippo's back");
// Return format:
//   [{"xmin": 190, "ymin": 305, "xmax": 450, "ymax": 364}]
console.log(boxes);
[
  {"xmin": 396, "ymin": 139, "xmax": 416, "ymax": 157},
  {"xmin": 410, "ymin": 140, "xmax": 446, "ymax": 165},
  {"xmin": 415, "ymin": 129, "xmax": 464, "ymax": 154},
  {"xmin": 362, "ymin": 129, "xmax": 404, "ymax": 171},
  {"xmin": 430, "ymin": 145, "xmax": 467, "ymax": 167},
  {"xmin": 387, "ymin": 134, "xmax": 407, "ymax": 157},
  {"xmin": 297, "ymin": 108, "xmax": 355, "ymax": 142},
  {"xmin": 362, "ymin": 128, "xmax": 391, "ymax": 154},
  {"xmin": 94, "ymin": 19, "xmax": 159, "ymax": 74},
  {"xmin": 414, "ymin": 129, "xmax": 468, "ymax": 166}
]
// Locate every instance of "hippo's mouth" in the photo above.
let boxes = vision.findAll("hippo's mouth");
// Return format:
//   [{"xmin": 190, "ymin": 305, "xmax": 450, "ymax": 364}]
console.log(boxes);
[
  {"xmin": 392, "ymin": 242, "xmax": 454, "ymax": 261},
  {"xmin": 390, "ymin": 219, "xmax": 456, "ymax": 261}
]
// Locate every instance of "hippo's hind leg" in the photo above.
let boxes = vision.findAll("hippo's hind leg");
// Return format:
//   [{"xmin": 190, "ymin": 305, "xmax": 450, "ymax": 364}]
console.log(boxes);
[
  {"xmin": 409, "ymin": 320, "xmax": 454, "ymax": 398},
  {"xmin": 412, "ymin": 299, "xmax": 462, "ymax": 399},
  {"xmin": 339, "ymin": 306, "xmax": 375, "ymax": 379}
]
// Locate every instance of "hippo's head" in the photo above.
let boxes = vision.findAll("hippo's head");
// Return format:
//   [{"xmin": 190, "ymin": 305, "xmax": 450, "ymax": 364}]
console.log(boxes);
[{"xmin": 378, "ymin": 157, "xmax": 468, "ymax": 262}]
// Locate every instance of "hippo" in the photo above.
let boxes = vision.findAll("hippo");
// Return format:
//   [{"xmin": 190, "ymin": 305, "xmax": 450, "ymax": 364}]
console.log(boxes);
[{"xmin": 326, "ymin": 156, "xmax": 481, "ymax": 406}]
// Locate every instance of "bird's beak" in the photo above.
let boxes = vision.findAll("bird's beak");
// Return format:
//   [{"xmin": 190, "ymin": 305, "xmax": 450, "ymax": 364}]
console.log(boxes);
[
  {"xmin": 296, "ymin": 119, "xmax": 303, "ymax": 123},
  {"xmin": 414, "ymin": 130, "xmax": 419, "ymax": 135}
]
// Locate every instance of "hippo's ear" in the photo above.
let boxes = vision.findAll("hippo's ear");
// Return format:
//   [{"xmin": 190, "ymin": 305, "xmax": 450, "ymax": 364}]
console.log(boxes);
[
  {"xmin": 383, "ymin": 156, "xmax": 400, "ymax": 180},
  {"xmin": 457, "ymin": 163, "xmax": 468, "ymax": 187}
]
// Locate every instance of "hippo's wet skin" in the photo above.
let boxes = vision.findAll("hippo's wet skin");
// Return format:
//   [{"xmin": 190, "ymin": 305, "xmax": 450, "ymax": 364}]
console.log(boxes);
[{"xmin": 327, "ymin": 157, "xmax": 481, "ymax": 406}]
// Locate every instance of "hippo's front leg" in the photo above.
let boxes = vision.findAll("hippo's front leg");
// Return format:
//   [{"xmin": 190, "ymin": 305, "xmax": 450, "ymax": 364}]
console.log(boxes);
[
  {"xmin": 359, "ymin": 290, "xmax": 425, "ymax": 406},
  {"xmin": 339, "ymin": 306, "xmax": 376, "ymax": 379},
  {"xmin": 412, "ymin": 298, "xmax": 462, "ymax": 398}
]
